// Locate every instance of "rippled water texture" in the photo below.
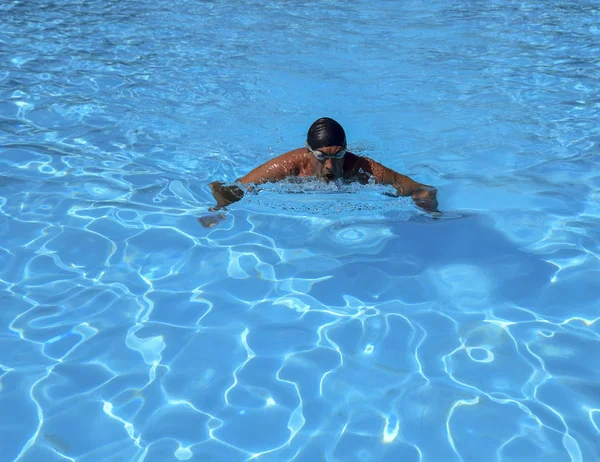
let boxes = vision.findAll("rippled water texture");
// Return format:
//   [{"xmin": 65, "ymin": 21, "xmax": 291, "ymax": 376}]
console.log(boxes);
[{"xmin": 1, "ymin": 0, "xmax": 599, "ymax": 461}]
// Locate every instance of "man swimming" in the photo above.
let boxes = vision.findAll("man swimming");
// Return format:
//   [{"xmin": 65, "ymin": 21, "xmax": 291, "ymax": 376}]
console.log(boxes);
[{"xmin": 208, "ymin": 117, "xmax": 438, "ymax": 212}]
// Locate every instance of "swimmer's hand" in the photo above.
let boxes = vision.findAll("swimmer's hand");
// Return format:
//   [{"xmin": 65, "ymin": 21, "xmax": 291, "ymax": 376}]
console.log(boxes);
[
  {"xmin": 209, "ymin": 181, "xmax": 244, "ymax": 211},
  {"xmin": 412, "ymin": 185, "xmax": 439, "ymax": 212}
]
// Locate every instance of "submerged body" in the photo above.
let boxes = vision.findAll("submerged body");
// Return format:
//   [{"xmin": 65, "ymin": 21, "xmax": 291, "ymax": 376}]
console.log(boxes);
[{"xmin": 208, "ymin": 118, "xmax": 438, "ymax": 216}]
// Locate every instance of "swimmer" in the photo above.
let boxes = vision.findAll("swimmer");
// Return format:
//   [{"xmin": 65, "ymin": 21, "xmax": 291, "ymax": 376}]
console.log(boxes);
[{"xmin": 206, "ymin": 117, "xmax": 438, "ymax": 221}]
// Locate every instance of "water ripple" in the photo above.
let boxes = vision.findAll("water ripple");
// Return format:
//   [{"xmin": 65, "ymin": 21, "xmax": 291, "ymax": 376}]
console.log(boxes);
[{"xmin": 2, "ymin": 0, "xmax": 600, "ymax": 460}]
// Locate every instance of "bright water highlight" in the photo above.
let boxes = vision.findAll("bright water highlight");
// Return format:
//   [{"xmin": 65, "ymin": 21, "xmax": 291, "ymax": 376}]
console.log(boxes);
[{"xmin": 1, "ymin": 0, "xmax": 599, "ymax": 461}]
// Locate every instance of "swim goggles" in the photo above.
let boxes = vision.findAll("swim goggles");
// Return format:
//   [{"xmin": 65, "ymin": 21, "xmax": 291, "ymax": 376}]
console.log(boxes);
[{"xmin": 305, "ymin": 142, "xmax": 346, "ymax": 161}]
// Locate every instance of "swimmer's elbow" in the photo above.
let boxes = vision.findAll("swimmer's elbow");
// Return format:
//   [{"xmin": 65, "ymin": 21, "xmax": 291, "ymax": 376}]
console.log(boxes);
[
  {"xmin": 238, "ymin": 172, "xmax": 288, "ymax": 186},
  {"xmin": 236, "ymin": 173, "xmax": 253, "ymax": 184}
]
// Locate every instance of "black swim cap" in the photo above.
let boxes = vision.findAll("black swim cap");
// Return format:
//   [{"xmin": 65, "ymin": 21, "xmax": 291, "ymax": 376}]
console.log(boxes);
[{"xmin": 306, "ymin": 117, "xmax": 347, "ymax": 150}]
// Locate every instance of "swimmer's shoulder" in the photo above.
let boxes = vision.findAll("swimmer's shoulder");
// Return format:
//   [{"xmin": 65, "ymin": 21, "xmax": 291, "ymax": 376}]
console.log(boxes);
[
  {"xmin": 271, "ymin": 147, "xmax": 309, "ymax": 166},
  {"xmin": 278, "ymin": 147, "xmax": 308, "ymax": 161},
  {"xmin": 238, "ymin": 148, "xmax": 308, "ymax": 184},
  {"xmin": 257, "ymin": 147, "xmax": 308, "ymax": 166}
]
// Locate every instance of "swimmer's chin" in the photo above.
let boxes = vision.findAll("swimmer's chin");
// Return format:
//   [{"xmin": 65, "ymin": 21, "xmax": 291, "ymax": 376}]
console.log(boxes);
[{"xmin": 320, "ymin": 174, "xmax": 337, "ymax": 183}]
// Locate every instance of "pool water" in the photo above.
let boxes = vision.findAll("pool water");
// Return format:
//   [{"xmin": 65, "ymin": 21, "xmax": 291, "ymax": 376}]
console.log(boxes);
[{"xmin": 1, "ymin": 0, "xmax": 599, "ymax": 461}]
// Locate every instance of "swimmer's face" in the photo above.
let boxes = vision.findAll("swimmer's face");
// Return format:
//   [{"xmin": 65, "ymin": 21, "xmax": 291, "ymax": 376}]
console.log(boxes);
[{"xmin": 307, "ymin": 145, "xmax": 346, "ymax": 183}]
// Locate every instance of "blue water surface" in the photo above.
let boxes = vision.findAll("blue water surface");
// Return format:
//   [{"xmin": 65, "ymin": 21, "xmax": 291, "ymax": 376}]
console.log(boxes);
[{"xmin": 1, "ymin": 0, "xmax": 599, "ymax": 461}]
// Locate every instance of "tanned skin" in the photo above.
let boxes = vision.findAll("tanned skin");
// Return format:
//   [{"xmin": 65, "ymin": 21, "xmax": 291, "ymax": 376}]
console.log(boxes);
[{"xmin": 208, "ymin": 146, "xmax": 438, "ymax": 214}]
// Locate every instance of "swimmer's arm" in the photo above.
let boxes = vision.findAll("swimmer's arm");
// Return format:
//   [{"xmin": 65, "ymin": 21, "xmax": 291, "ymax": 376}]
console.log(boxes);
[
  {"xmin": 209, "ymin": 151, "xmax": 300, "ymax": 210},
  {"xmin": 237, "ymin": 153, "xmax": 298, "ymax": 185},
  {"xmin": 354, "ymin": 156, "xmax": 439, "ymax": 211}
]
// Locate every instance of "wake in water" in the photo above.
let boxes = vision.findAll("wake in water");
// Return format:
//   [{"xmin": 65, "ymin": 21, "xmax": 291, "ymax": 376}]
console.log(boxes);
[
  {"xmin": 232, "ymin": 178, "xmax": 415, "ymax": 218},
  {"xmin": 200, "ymin": 178, "xmax": 465, "ymax": 228}
]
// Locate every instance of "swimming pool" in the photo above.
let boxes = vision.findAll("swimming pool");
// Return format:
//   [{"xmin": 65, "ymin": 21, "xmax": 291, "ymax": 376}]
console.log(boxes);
[{"xmin": 1, "ymin": 0, "xmax": 599, "ymax": 460}]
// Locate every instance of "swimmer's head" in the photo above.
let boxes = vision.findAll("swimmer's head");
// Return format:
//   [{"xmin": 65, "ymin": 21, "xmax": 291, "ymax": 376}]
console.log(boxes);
[
  {"xmin": 307, "ymin": 117, "xmax": 347, "ymax": 150},
  {"xmin": 306, "ymin": 117, "xmax": 347, "ymax": 183}
]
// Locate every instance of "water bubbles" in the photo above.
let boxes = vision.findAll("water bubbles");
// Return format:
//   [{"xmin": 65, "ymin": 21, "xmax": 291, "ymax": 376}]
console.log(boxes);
[
  {"xmin": 364, "ymin": 344, "xmax": 374, "ymax": 354},
  {"xmin": 242, "ymin": 178, "xmax": 410, "ymax": 220}
]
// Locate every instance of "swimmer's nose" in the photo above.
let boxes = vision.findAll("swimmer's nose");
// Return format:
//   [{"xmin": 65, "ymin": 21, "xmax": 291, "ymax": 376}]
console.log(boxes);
[{"xmin": 323, "ymin": 158, "xmax": 334, "ymax": 169}]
